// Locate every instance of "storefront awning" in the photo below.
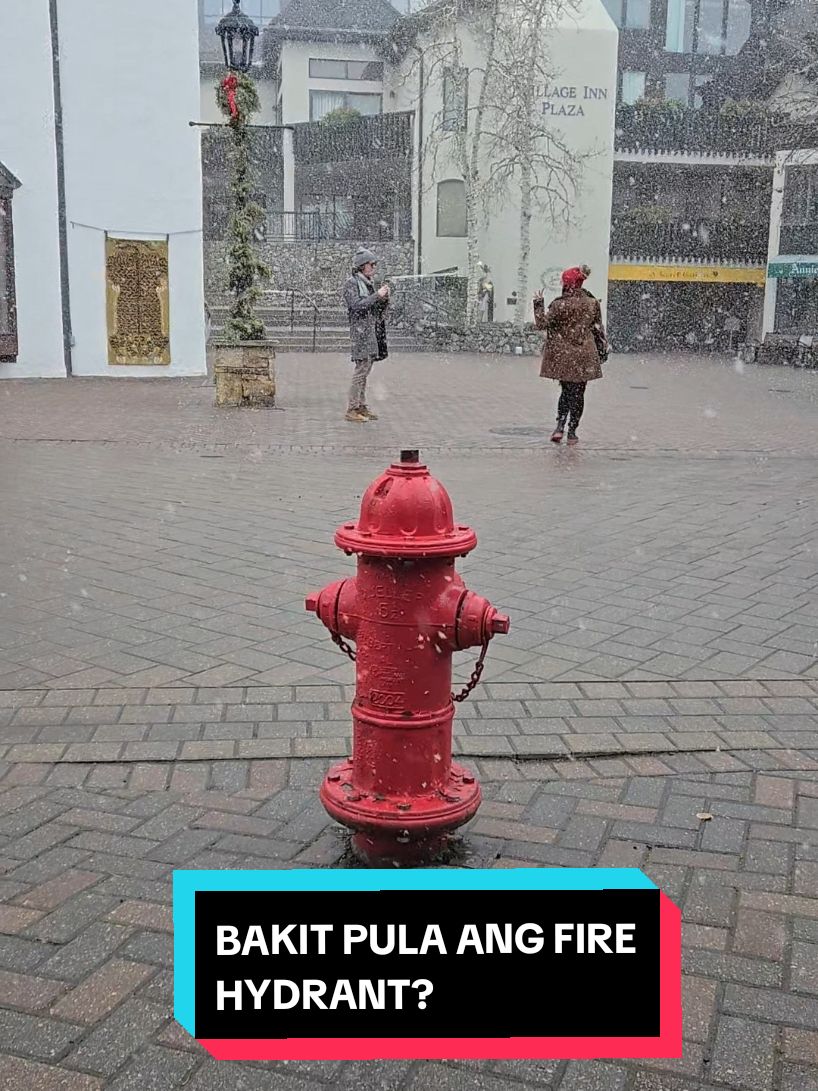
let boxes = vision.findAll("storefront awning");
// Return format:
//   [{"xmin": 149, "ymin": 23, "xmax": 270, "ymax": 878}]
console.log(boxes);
[
  {"xmin": 608, "ymin": 263, "xmax": 765, "ymax": 285},
  {"xmin": 767, "ymin": 255, "xmax": 818, "ymax": 278}
]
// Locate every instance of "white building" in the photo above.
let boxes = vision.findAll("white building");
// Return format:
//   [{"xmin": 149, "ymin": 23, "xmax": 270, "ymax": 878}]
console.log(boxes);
[
  {"xmin": 1, "ymin": 0, "xmax": 206, "ymax": 379},
  {"xmin": 387, "ymin": 0, "xmax": 618, "ymax": 320},
  {"xmin": 199, "ymin": 0, "xmax": 618, "ymax": 321}
]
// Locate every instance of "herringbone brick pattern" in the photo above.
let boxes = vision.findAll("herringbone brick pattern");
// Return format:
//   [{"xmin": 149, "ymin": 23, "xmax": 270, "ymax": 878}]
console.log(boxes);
[
  {"xmin": 0, "ymin": 678, "xmax": 816, "ymax": 769},
  {"xmin": 0, "ymin": 438, "xmax": 817, "ymax": 693},
  {"xmin": 1, "ymin": 357, "xmax": 818, "ymax": 1088},
  {"xmin": 1, "ymin": 760, "xmax": 817, "ymax": 1089}
]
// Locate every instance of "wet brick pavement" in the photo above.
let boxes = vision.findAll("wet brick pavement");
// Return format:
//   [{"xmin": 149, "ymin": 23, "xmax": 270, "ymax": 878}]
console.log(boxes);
[
  {"xmin": 1, "ymin": 760, "xmax": 817, "ymax": 1090},
  {"xmin": 0, "ymin": 351, "xmax": 817, "ymax": 1088}
]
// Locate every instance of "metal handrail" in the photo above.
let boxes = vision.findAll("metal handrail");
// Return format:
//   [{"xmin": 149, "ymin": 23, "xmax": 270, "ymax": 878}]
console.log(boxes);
[{"xmin": 285, "ymin": 287, "xmax": 320, "ymax": 352}]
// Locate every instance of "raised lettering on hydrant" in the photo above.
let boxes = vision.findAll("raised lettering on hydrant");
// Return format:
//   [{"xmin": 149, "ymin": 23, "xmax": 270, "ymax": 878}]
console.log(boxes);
[{"xmin": 305, "ymin": 450, "xmax": 509, "ymax": 866}]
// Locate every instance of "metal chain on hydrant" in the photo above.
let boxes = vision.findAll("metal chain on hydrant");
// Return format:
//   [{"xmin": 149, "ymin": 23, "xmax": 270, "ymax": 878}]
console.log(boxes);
[
  {"xmin": 330, "ymin": 628, "xmax": 490, "ymax": 703},
  {"xmin": 330, "ymin": 631, "xmax": 357, "ymax": 662},
  {"xmin": 452, "ymin": 640, "xmax": 490, "ymax": 703}
]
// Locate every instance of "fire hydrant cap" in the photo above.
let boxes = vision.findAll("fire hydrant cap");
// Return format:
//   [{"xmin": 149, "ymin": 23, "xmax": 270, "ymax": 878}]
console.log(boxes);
[{"xmin": 334, "ymin": 451, "xmax": 478, "ymax": 558}]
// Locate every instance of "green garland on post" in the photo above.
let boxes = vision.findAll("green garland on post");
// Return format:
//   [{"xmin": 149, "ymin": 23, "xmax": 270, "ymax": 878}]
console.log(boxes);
[{"xmin": 216, "ymin": 70, "xmax": 270, "ymax": 342}]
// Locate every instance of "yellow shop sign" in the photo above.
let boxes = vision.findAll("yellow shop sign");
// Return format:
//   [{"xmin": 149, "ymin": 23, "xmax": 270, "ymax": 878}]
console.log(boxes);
[{"xmin": 608, "ymin": 263, "xmax": 766, "ymax": 286}]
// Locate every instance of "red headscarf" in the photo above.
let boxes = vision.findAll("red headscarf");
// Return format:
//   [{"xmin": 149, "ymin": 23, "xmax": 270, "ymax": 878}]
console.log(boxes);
[{"xmin": 561, "ymin": 266, "xmax": 587, "ymax": 290}]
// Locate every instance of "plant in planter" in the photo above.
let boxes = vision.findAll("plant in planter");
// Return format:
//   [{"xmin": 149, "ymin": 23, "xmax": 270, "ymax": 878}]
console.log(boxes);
[
  {"xmin": 320, "ymin": 106, "xmax": 363, "ymax": 127},
  {"xmin": 211, "ymin": 68, "xmax": 276, "ymax": 408},
  {"xmin": 718, "ymin": 98, "xmax": 770, "ymax": 120}
]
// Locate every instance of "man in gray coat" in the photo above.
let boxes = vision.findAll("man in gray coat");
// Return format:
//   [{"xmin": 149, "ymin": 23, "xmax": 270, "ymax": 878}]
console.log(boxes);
[{"xmin": 342, "ymin": 248, "xmax": 389, "ymax": 422}]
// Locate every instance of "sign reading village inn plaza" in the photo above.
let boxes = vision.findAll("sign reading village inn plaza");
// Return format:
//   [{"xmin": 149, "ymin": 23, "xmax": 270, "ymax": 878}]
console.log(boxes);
[{"xmin": 540, "ymin": 84, "xmax": 609, "ymax": 117}]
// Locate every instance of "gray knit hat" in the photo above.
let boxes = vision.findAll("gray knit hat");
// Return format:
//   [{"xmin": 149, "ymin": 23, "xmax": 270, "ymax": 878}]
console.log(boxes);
[{"xmin": 352, "ymin": 247, "xmax": 378, "ymax": 270}]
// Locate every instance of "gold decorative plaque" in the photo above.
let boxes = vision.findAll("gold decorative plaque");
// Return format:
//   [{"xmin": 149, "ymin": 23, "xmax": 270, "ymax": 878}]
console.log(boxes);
[{"xmin": 106, "ymin": 235, "xmax": 170, "ymax": 365}]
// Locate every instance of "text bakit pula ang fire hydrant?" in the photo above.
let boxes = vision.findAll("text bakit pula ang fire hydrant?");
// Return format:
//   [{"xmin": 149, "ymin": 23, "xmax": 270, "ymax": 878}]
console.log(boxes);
[{"xmin": 305, "ymin": 450, "xmax": 509, "ymax": 866}]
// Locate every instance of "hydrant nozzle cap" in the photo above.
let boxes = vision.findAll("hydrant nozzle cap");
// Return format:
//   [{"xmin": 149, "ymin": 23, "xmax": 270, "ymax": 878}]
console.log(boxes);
[{"xmin": 492, "ymin": 613, "xmax": 511, "ymax": 635}]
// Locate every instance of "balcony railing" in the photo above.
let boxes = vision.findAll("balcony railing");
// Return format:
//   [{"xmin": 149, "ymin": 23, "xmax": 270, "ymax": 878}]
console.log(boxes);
[
  {"xmin": 615, "ymin": 105, "xmax": 818, "ymax": 158},
  {"xmin": 268, "ymin": 209, "xmax": 408, "ymax": 241},
  {"xmin": 610, "ymin": 217, "xmax": 768, "ymax": 263},
  {"xmin": 292, "ymin": 111, "xmax": 414, "ymax": 165},
  {"xmin": 267, "ymin": 210, "xmax": 322, "ymax": 239}
]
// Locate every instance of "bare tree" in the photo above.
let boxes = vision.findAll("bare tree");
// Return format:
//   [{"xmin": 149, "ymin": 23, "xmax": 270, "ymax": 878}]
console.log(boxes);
[
  {"xmin": 389, "ymin": 0, "xmax": 502, "ymax": 322},
  {"xmin": 479, "ymin": 0, "xmax": 590, "ymax": 324},
  {"xmin": 387, "ymin": 0, "xmax": 590, "ymax": 325}
]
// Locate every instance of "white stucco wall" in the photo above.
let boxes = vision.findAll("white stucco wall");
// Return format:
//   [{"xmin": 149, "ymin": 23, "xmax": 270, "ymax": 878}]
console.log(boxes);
[
  {"xmin": 59, "ymin": 0, "xmax": 206, "ymax": 377},
  {"xmin": 390, "ymin": 0, "xmax": 617, "ymax": 319},
  {"xmin": 0, "ymin": 0, "xmax": 65, "ymax": 379},
  {"xmin": 279, "ymin": 41, "xmax": 385, "ymax": 124},
  {"xmin": 484, "ymin": 4, "xmax": 617, "ymax": 320}
]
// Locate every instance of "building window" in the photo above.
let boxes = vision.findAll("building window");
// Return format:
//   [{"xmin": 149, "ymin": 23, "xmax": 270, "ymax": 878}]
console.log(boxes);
[
  {"xmin": 602, "ymin": 0, "xmax": 650, "ymax": 27},
  {"xmin": 625, "ymin": 0, "xmax": 651, "ymax": 28},
  {"xmin": 783, "ymin": 166, "xmax": 818, "ymax": 225},
  {"xmin": 775, "ymin": 278, "xmax": 818, "ymax": 334},
  {"xmin": 725, "ymin": 0, "xmax": 752, "ymax": 53},
  {"xmin": 0, "ymin": 167, "xmax": 19, "ymax": 362},
  {"xmin": 665, "ymin": 0, "xmax": 694, "ymax": 51},
  {"xmin": 436, "ymin": 179, "xmax": 467, "ymax": 237},
  {"xmin": 665, "ymin": 0, "xmax": 751, "ymax": 54},
  {"xmin": 694, "ymin": 74, "xmax": 712, "ymax": 108},
  {"xmin": 442, "ymin": 67, "xmax": 468, "ymax": 131},
  {"xmin": 309, "ymin": 58, "xmax": 384, "ymax": 80},
  {"xmin": 309, "ymin": 90, "xmax": 382, "ymax": 120},
  {"xmin": 621, "ymin": 70, "xmax": 646, "ymax": 104},
  {"xmin": 664, "ymin": 72, "xmax": 691, "ymax": 103},
  {"xmin": 202, "ymin": 0, "xmax": 280, "ymax": 29}
]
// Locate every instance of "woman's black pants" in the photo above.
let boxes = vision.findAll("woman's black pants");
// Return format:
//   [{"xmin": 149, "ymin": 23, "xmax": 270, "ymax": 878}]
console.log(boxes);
[{"xmin": 556, "ymin": 381, "xmax": 587, "ymax": 433}]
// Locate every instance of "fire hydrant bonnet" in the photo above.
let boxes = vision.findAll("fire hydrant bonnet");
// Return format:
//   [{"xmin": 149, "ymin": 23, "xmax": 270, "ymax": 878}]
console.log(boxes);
[{"xmin": 335, "ymin": 451, "xmax": 477, "ymax": 558}]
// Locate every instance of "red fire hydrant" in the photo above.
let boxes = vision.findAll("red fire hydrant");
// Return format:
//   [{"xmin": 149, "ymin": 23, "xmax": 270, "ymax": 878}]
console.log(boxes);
[{"xmin": 306, "ymin": 450, "xmax": 509, "ymax": 865}]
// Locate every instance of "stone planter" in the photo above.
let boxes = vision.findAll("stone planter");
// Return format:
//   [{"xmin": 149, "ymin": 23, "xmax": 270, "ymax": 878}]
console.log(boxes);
[{"xmin": 212, "ymin": 341, "xmax": 276, "ymax": 408}]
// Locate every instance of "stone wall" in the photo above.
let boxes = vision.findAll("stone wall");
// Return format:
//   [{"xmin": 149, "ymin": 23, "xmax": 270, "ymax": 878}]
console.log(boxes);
[
  {"xmin": 752, "ymin": 336, "xmax": 818, "ymax": 369},
  {"xmin": 414, "ymin": 321, "xmax": 543, "ymax": 355},
  {"xmin": 388, "ymin": 274, "xmax": 467, "ymax": 330},
  {"xmin": 204, "ymin": 238, "xmax": 415, "ymax": 304}
]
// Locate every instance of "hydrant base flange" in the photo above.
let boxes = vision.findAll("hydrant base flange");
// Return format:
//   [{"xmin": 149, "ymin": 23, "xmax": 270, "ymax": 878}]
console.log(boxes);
[
  {"xmin": 320, "ymin": 757, "xmax": 481, "ymax": 865},
  {"xmin": 350, "ymin": 830, "xmax": 449, "ymax": 868}
]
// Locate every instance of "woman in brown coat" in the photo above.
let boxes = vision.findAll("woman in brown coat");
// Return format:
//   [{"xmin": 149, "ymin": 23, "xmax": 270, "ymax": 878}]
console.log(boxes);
[{"xmin": 534, "ymin": 265, "xmax": 608, "ymax": 446}]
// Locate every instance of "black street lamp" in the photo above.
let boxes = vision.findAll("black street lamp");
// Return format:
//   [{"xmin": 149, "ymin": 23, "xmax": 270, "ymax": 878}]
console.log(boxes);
[{"xmin": 215, "ymin": 1, "xmax": 260, "ymax": 72}]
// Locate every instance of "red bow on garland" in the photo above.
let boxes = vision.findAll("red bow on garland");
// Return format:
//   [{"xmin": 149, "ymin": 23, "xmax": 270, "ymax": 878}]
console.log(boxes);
[{"xmin": 221, "ymin": 74, "xmax": 239, "ymax": 119}]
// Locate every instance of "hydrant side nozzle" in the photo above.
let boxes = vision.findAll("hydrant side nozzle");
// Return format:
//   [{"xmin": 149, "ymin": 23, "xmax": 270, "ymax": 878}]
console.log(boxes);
[
  {"xmin": 491, "ymin": 612, "xmax": 510, "ymax": 635},
  {"xmin": 305, "ymin": 593, "xmax": 319, "ymax": 613}
]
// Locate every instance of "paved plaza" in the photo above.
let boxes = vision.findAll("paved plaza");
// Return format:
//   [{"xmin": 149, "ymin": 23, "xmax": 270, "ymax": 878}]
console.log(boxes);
[{"xmin": 0, "ymin": 350, "xmax": 817, "ymax": 1089}]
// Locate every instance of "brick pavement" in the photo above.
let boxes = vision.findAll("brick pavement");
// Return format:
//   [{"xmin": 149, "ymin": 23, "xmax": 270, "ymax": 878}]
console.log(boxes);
[
  {"xmin": 1, "ymin": 678, "xmax": 817, "ymax": 768},
  {"xmin": 1, "ymin": 353, "xmax": 818, "ymax": 1088},
  {"xmin": 1, "ymin": 352, "xmax": 818, "ymax": 456},
  {"xmin": 1, "ymin": 757, "xmax": 818, "ymax": 1089},
  {"xmin": 1, "ymin": 378, "xmax": 818, "ymax": 692}
]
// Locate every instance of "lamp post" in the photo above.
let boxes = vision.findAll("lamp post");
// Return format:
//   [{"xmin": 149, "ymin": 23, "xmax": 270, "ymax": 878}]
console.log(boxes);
[
  {"xmin": 215, "ymin": 0, "xmax": 260, "ymax": 73},
  {"xmin": 210, "ymin": 0, "xmax": 275, "ymax": 406}
]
